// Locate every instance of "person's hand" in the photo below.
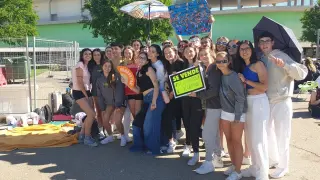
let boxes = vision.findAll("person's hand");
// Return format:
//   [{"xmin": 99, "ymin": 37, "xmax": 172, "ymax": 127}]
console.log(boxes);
[
  {"xmin": 238, "ymin": 73, "xmax": 246, "ymax": 83},
  {"xmin": 169, "ymin": 92, "xmax": 174, "ymax": 99},
  {"xmin": 150, "ymin": 102, "xmax": 156, "ymax": 111},
  {"xmin": 194, "ymin": 60, "xmax": 201, "ymax": 67},
  {"xmin": 268, "ymin": 54, "xmax": 285, "ymax": 67},
  {"xmin": 121, "ymin": 76, "xmax": 128, "ymax": 85},
  {"xmin": 189, "ymin": 92, "xmax": 197, "ymax": 97},
  {"xmin": 209, "ymin": 15, "xmax": 215, "ymax": 23}
]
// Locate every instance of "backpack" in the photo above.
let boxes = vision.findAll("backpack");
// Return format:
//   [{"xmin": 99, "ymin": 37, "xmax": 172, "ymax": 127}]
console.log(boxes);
[{"xmin": 42, "ymin": 105, "xmax": 53, "ymax": 123}]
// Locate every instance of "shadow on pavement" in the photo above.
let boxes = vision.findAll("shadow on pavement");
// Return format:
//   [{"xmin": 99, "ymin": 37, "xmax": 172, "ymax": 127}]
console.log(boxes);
[{"xmin": 0, "ymin": 142, "xmax": 255, "ymax": 180}]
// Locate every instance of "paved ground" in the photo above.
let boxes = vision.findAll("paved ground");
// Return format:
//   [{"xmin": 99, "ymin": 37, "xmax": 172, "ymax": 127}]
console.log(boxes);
[{"xmin": 0, "ymin": 95, "xmax": 319, "ymax": 180}]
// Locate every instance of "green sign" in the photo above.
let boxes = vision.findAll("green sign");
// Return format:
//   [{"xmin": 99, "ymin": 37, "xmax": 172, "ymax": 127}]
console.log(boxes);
[{"xmin": 169, "ymin": 65, "xmax": 206, "ymax": 98}]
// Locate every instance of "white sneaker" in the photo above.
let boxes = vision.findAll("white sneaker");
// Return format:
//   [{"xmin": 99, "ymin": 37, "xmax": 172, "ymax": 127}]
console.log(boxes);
[
  {"xmin": 213, "ymin": 155, "xmax": 224, "ymax": 168},
  {"xmin": 176, "ymin": 130, "xmax": 184, "ymax": 140},
  {"xmin": 120, "ymin": 135, "xmax": 127, "ymax": 147},
  {"xmin": 270, "ymin": 168, "xmax": 288, "ymax": 179},
  {"xmin": 167, "ymin": 141, "xmax": 176, "ymax": 153},
  {"xmin": 221, "ymin": 150, "xmax": 230, "ymax": 158},
  {"xmin": 195, "ymin": 160, "xmax": 215, "ymax": 174},
  {"xmin": 241, "ymin": 166, "xmax": 255, "ymax": 178},
  {"xmin": 100, "ymin": 136, "xmax": 114, "ymax": 145},
  {"xmin": 224, "ymin": 165, "xmax": 235, "ymax": 176},
  {"xmin": 182, "ymin": 145, "xmax": 192, "ymax": 157},
  {"xmin": 226, "ymin": 171, "xmax": 242, "ymax": 180},
  {"xmin": 242, "ymin": 156, "xmax": 252, "ymax": 165},
  {"xmin": 187, "ymin": 152, "xmax": 199, "ymax": 166}
]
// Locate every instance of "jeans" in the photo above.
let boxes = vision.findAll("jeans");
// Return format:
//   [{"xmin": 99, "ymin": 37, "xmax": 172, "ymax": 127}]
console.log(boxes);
[{"xmin": 130, "ymin": 103, "xmax": 149, "ymax": 152}]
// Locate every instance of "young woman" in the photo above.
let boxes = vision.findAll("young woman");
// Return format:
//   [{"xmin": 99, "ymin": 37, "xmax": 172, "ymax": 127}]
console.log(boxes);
[
  {"xmin": 177, "ymin": 40, "xmax": 189, "ymax": 59},
  {"xmin": 88, "ymin": 49, "xmax": 104, "ymax": 133},
  {"xmin": 192, "ymin": 48, "xmax": 224, "ymax": 174},
  {"xmin": 132, "ymin": 39, "xmax": 143, "ymax": 62},
  {"xmin": 216, "ymin": 51, "xmax": 246, "ymax": 180},
  {"xmin": 96, "ymin": 60, "xmax": 126, "ymax": 145},
  {"xmin": 148, "ymin": 44, "xmax": 170, "ymax": 104},
  {"xmin": 201, "ymin": 36, "xmax": 215, "ymax": 52},
  {"xmin": 216, "ymin": 36, "xmax": 229, "ymax": 52},
  {"xmin": 180, "ymin": 45, "xmax": 205, "ymax": 166},
  {"xmin": 236, "ymin": 41, "xmax": 269, "ymax": 180},
  {"xmin": 161, "ymin": 45, "xmax": 185, "ymax": 153},
  {"xmin": 123, "ymin": 52, "xmax": 165, "ymax": 155},
  {"xmin": 72, "ymin": 48, "xmax": 97, "ymax": 147},
  {"xmin": 105, "ymin": 46, "xmax": 113, "ymax": 60}
]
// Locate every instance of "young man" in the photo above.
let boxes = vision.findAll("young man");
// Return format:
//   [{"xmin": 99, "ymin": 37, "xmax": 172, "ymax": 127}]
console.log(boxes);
[
  {"xmin": 258, "ymin": 31, "xmax": 307, "ymax": 179},
  {"xmin": 108, "ymin": 42, "xmax": 131, "ymax": 146}
]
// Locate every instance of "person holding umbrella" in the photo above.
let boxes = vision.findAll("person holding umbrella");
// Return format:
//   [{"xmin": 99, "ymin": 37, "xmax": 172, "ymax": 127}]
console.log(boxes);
[{"xmin": 258, "ymin": 31, "xmax": 307, "ymax": 179}]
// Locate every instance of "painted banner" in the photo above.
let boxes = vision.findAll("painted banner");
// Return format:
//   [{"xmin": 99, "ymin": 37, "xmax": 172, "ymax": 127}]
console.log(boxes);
[
  {"xmin": 117, "ymin": 66, "xmax": 136, "ymax": 90},
  {"xmin": 169, "ymin": 0, "xmax": 211, "ymax": 35},
  {"xmin": 169, "ymin": 65, "xmax": 206, "ymax": 98}
]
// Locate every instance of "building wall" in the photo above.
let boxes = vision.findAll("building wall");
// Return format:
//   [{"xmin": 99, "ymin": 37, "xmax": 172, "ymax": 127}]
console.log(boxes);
[{"xmin": 36, "ymin": 10, "xmax": 306, "ymax": 48}]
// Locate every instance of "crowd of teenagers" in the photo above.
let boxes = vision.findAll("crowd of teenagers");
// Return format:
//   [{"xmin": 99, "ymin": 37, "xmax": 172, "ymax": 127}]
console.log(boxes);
[{"xmin": 71, "ymin": 26, "xmax": 308, "ymax": 179}]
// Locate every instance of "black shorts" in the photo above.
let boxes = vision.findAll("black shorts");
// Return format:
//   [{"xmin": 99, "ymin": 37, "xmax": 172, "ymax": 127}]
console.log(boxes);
[
  {"xmin": 127, "ymin": 94, "xmax": 143, "ymax": 100},
  {"xmin": 72, "ymin": 90, "xmax": 92, "ymax": 101}
]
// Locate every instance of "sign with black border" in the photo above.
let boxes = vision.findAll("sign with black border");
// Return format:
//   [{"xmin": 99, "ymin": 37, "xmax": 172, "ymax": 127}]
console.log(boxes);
[{"xmin": 169, "ymin": 65, "xmax": 206, "ymax": 98}]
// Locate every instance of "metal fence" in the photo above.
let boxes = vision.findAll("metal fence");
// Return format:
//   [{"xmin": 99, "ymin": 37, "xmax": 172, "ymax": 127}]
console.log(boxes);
[{"xmin": 0, "ymin": 37, "xmax": 79, "ymax": 115}]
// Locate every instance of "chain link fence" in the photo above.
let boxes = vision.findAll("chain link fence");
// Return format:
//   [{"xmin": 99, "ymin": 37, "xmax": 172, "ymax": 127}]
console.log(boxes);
[{"xmin": 0, "ymin": 37, "xmax": 79, "ymax": 115}]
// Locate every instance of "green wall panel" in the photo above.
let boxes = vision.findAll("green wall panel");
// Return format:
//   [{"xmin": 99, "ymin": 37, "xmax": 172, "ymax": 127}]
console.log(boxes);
[{"xmin": 36, "ymin": 11, "xmax": 304, "ymax": 48}]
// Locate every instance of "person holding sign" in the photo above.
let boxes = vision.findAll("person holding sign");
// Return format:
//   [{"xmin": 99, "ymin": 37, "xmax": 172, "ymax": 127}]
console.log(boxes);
[
  {"xmin": 189, "ymin": 48, "xmax": 224, "ymax": 174},
  {"xmin": 96, "ymin": 60, "xmax": 126, "ymax": 146},
  {"xmin": 161, "ymin": 45, "xmax": 185, "ymax": 153},
  {"xmin": 216, "ymin": 52, "xmax": 247, "ymax": 180},
  {"xmin": 180, "ymin": 45, "xmax": 205, "ymax": 166},
  {"xmin": 122, "ymin": 52, "xmax": 165, "ymax": 155},
  {"xmin": 258, "ymin": 32, "xmax": 307, "ymax": 179},
  {"xmin": 235, "ymin": 40, "xmax": 269, "ymax": 180}
]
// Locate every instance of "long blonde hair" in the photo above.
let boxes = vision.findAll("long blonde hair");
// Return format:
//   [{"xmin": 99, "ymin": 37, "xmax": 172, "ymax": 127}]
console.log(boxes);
[{"xmin": 305, "ymin": 57, "xmax": 316, "ymax": 73}]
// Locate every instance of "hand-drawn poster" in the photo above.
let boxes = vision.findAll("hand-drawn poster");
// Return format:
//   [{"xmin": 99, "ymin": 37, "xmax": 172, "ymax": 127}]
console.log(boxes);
[{"xmin": 169, "ymin": 0, "xmax": 211, "ymax": 36}]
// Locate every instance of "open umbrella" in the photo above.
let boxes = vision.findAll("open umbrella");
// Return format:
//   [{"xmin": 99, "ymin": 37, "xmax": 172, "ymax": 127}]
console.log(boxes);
[
  {"xmin": 120, "ymin": 0, "xmax": 170, "ymax": 40},
  {"xmin": 253, "ymin": 16, "xmax": 303, "ymax": 63}
]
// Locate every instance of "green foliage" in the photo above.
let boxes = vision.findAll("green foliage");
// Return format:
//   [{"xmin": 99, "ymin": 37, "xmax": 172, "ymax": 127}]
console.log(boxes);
[
  {"xmin": 0, "ymin": 0, "xmax": 38, "ymax": 38},
  {"xmin": 300, "ymin": 0, "xmax": 320, "ymax": 43},
  {"xmin": 81, "ymin": 0, "xmax": 173, "ymax": 45}
]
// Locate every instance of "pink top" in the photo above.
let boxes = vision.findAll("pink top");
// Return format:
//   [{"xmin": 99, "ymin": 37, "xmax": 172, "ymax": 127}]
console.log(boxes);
[{"xmin": 72, "ymin": 61, "xmax": 91, "ymax": 91}]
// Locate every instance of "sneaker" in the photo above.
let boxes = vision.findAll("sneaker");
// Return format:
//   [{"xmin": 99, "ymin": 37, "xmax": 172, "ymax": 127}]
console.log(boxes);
[
  {"xmin": 270, "ymin": 168, "xmax": 288, "ymax": 179},
  {"xmin": 195, "ymin": 160, "xmax": 215, "ymax": 174},
  {"xmin": 125, "ymin": 135, "xmax": 132, "ymax": 142},
  {"xmin": 167, "ymin": 141, "xmax": 177, "ymax": 153},
  {"xmin": 182, "ymin": 145, "xmax": 192, "ymax": 157},
  {"xmin": 213, "ymin": 155, "xmax": 224, "ymax": 168},
  {"xmin": 100, "ymin": 136, "xmax": 114, "ymax": 145},
  {"xmin": 78, "ymin": 134, "xmax": 85, "ymax": 144},
  {"xmin": 120, "ymin": 135, "xmax": 127, "ymax": 147},
  {"xmin": 224, "ymin": 165, "xmax": 235, "ymax": 176},
  {"xmin": 99, "ymin": 132, "xmax": 106, "ymax": 139},
  {"xmin": 187, "ymin": 152, "xmax": 199, "ymax": 166},
  {"xmin": 176, "ymin": 130, "xmax": 184, "ymax": 140},
  {"xmin": 242, "ymin": 156, "xmax": 252, "ymax": 165},
  {"xmin": 84, "ymin": 136, "xmax": 98, "ymax": 147},
  {"xmin": 221, "ymin": 150, "xmax": 230, "ymax": 158},
  {"xmin": 241, "ymin": 166, "xmax": 255, "ymax": 178},
  {"xmin": 226, "ymin": 171, "xmax": 242, "ymax": 180}
]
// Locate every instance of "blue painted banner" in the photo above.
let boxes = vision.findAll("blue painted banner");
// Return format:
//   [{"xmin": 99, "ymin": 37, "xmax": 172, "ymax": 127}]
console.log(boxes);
[{"xmin": 169, "ymin": 0, "xmax": 211, "ymax": 35}]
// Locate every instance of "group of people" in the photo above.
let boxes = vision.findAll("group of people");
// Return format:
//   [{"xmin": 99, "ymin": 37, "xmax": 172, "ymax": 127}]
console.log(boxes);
[{"xmin": 71, "ymin": 17, "xmax": 308, "ymax": 180}]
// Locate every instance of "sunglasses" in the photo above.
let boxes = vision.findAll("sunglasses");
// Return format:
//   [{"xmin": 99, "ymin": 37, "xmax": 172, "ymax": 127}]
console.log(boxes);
[
  {"xmin": 190, "ymin": 38, "xmax": 200, "ymax": 43},
  {"xmin": 216, "ymin": 60, "xmax": 228, "ymax": 64},
  {"xmin": 216, "ymin": 42, "xmax": 227, "ymax": 46},
  {"xmin": 227, "ymin": 44, "xmax": 238, "ymax": 49}
]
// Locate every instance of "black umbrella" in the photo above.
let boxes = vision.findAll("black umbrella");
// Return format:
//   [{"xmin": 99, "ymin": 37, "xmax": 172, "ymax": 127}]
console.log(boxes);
[{"xmin": 253, "ymin": 16, "xmax": 303, "ymax": 63}]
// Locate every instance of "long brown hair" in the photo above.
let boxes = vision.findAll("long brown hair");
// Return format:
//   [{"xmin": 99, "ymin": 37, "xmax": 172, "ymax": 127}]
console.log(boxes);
[
  {"xmin": 122, "ymin": 46, "xmax": 136, "ymax": 65},
  {"xmin": 102, "ymin": 60, "xmax": 116, "ymax": 88}
]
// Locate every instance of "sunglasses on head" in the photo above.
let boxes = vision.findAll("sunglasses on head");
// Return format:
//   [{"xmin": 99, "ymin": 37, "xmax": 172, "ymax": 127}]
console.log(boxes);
[
  {"xmin": 216, "ymin": 59, "xmax": 228, "ymax": 64},
  {"xmin": 216, "ymin": 42, "xmax": 227, "ymax": 46},
  {"xmin": 227, "ymin": 44, "xmax": 238, "ymax": 49}
]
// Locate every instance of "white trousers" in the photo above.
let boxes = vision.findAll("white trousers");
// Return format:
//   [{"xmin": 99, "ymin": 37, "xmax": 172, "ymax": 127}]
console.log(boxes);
[
  {"xmin": 267, "ymin": 98, "xmax": 292, "ymax": 170},
  {"xmin": 122, "ymin": 106, "xmax": 132, "ymax": 136},
  {"xmin": 245, "ymin": 94, "xmax": 270, "ymax": 180},
  {"xmin": 202, "ymin": 109, "xmax": 222, "ymax": 161}
]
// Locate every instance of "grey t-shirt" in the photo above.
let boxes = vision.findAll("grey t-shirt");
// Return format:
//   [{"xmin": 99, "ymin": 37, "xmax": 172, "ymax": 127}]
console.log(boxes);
[{"xmin": 219, "ymin": 71, "xmax": 247, "ymax": 120}]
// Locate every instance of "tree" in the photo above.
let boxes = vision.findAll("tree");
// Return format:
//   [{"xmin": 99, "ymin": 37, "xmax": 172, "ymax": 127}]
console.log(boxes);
[
  {"xmin": 300, "ymin": 0, "xmax": 320, "ymax": 44},
  {"xmin": 0, "ymin": 0, "xmax": 38, "ymax": 38},
  {"xmin": 82, "ymin": 0, "xmax": 173, "ymax": 45}
]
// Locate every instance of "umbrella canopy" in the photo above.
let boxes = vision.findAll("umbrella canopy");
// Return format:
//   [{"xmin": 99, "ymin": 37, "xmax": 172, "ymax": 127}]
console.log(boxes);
[
  {"xmin": 120, "ymin": 0, "xmax": 170, "ymax": 20},
  {"xmin": 253, "ymin": 16, "xmax": 303, "ymax": 63}
]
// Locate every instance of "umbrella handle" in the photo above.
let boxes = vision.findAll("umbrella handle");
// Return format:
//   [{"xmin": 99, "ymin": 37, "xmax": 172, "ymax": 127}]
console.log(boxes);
[{"xmin": 148, "ymin": 3, "xmax": 151, "ymax": 41}]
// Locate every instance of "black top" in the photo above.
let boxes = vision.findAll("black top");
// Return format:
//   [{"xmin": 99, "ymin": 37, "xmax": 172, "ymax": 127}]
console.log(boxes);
[
  {"xmin": 137, "ymin": 64, "xmax": 154, "ymax": 93},
  {"xmin": 168, "ymin": 60, "xmax": 185, "ymax": 92}
]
